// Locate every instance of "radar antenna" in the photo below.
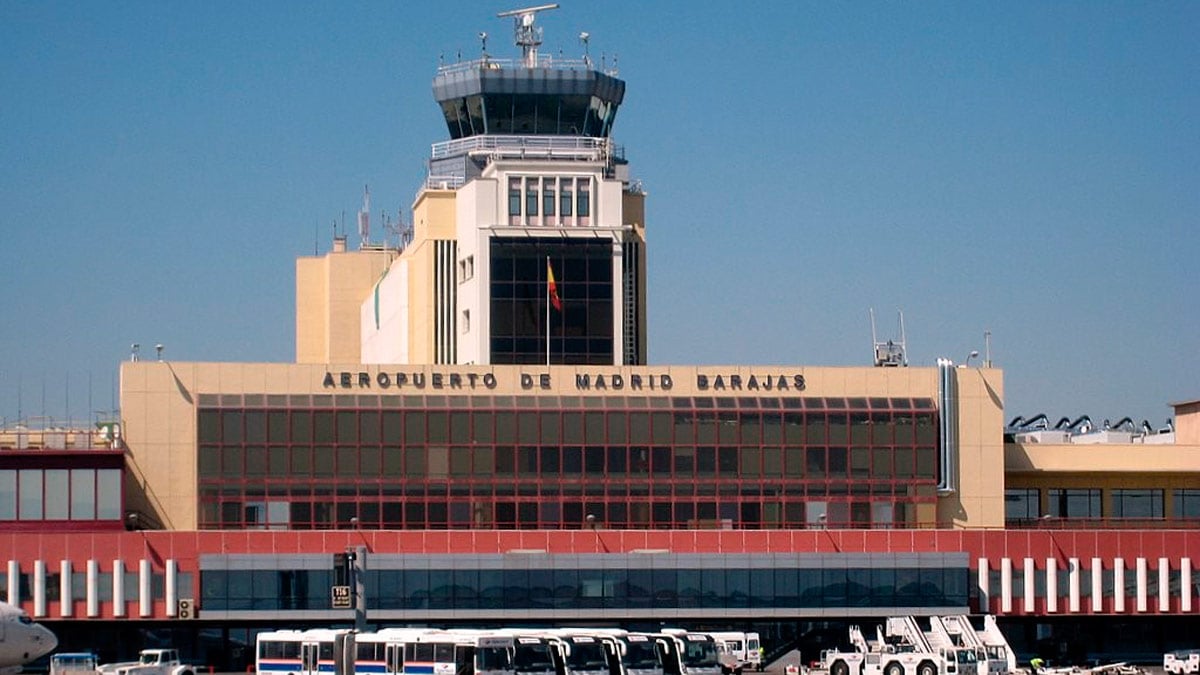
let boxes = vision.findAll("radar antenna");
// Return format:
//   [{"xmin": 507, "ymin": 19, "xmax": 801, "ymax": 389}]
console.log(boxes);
[
  {"xmin": 497, "ymin": 3, "xmax": 559, "ymax": 67},
  {"xmin": 870, "ymin": 308, "xmax": 908, "ymax": 367}
]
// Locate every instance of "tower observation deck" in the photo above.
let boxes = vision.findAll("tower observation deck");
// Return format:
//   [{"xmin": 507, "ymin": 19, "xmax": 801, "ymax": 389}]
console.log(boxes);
[{"xmin": 428, "ymin": 4, "xmax": 627, "ymax": 188}]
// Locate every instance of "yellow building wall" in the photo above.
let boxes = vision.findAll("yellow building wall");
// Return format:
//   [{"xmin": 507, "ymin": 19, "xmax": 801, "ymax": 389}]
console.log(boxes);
[
  {"xmin": 622, "ymin": 191, "xmax": 645, "ymax": 228},
  {"xmin": 1005, "ymin": 440, "xmax": 1200, "ymax": 517},
  {"xmin": 295, "ymin": 257, "xmax": 328, "ymax": 363},
  {"xmin": 1173, "ymin": 400, "xmax": 1200, "ymax": 444},
  {"xmin": 121, "ymin": 361, "xmax": 1006, "ymax": 531},
  {"xmin": 404, "ymin": 190, "xmax": 457, "ymax": 364},
  {"xmin": 944, "ymin": 367, "xmax": 1006, "ymax": 529},
  {"xmin": 295, "ymin": 247, "xmax": 393, "ymax": 364}
]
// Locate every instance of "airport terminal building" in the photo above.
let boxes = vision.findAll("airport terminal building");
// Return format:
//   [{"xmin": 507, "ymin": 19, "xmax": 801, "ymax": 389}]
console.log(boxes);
[{"xmin": 1, "ymin": 8, "xmax": 1198, "ymax": 670}]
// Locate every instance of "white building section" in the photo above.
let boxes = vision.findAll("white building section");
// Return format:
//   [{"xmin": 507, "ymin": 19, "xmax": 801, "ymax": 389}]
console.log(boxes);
[{"xmin": 360, "ymin": 260, "xmax": 411, "ymax": 364}]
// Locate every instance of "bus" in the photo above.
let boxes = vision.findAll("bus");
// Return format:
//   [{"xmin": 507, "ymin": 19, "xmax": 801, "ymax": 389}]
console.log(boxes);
[
  {"xmin": 706, "ymin": 632, "xmax": 761, "ymax": 673},
  {"xmin": 353, "ymin": 627, "xmax": 562, "ymax": 675},
  {"xmin": 257, "ymin": 629, "xmax": 352, "ymax": 675},
  {"xmin": 656, "ymin": 631, "xmax": 722, "ymax": 675},
  {"xmin": 544, "ymin": 631, "xmax": 620, "ymax": 675},
  {"xmin": 566, "ymin": 630, "xmax": 664, "ymax": 675}
]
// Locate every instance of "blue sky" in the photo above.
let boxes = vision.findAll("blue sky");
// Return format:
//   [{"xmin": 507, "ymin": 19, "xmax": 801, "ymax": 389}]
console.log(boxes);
[{"xmin": 1, "ymin": 1, "xmax": 1196, "ymax": 428}]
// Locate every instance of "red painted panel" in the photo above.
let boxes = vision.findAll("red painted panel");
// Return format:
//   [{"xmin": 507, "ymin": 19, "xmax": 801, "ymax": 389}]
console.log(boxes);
[
  {"xmin": 764, "ymin": 530, "xmax": 790, "ymax": 552},
  {"xmin": 1163, "ymin": 532, "xmax": 1190, "ymax": 559},
  {"xmin": 862, "ymin": 529, "xmax": 891, "ymax": 553},
  {"xmin": 1095, "ymin": 531, "xmax": 1122, "ymax": 559},
  {"xmin": 743, "ymin": 530, "xmax": 770, "ymax": 553},
  {"xmin": 693, "ymin": 530, "xmax": 720, "ymax": 552}
]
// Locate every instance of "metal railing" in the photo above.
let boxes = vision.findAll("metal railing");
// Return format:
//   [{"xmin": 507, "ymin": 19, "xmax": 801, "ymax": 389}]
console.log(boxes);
[
  {"xmin": 436, "ymin": 55, "xmax": 617, "ymax": 77},
  {"xmin": 0, "ymin": 423, "xmax": 121, "ymax": 451},
  {"xmin": 430, "ymin": 134, "xmax": 618, "ymax": 161},
  {"xmin": 1007, "ymin": 516, "xmax": 1200, "ymax": 529}
]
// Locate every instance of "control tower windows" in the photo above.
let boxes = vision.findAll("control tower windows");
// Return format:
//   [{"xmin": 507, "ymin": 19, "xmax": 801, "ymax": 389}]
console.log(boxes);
[
  {"xmin": 560, "ymin": 183, "xmax": 573, "ymax": 216},
  {"xmin": 506, "ymin": 175, "xmax": 594, "ymax": 226},
  {"xmin": 508, "ymin": 179, "xmax": 521, "ymax": 218},
  {"xmin": 577, "ymin": 181, "xmax": 591, "ymax": 219},
  {"xmin": 525, "ymin": 180, "xmax": 539, "ymax": 217}
]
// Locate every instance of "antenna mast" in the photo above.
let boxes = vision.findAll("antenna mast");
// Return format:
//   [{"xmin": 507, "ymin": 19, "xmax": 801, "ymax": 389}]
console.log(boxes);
[
  {"xmin": 358, "ymin": 185, "xmax": 371, "ymax": 246},
  {"xmin": 497, "ymin": 3, "xmax": 559, "ymax": 67}
]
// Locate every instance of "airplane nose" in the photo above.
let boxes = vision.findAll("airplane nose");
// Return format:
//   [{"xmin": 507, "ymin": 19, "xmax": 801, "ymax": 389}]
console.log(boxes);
[{"xmin": 34, "ymin": 625, "xmax": 58, "ymax": 657}]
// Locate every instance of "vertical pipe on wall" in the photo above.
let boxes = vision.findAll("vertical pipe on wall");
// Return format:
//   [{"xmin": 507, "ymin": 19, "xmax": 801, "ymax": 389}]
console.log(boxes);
[
  {"xmin": 1000, "ymin": 557, "xmax": 1013, "ymax": 613},
  {"xmin": 59, "ymin": 560, "xmax": 72, "ymax": 617},
  {"xmin": 936, "ymin": 359, "xmax": 957, "ymax": 495},
  {"xmin": 1045, "ymin": 558, "xmax": 1057, "ymax": 613},
  {"xmin": 1068, "ymin": 557, "xmax": 1081, "ymax": 613},
  {"xmin": 112, "ymin": 559, "xmax": 125, "ymax": 617},
  {"xmin": 139, "ymin": 559, "xmax": 152, "ymax": 617},
  {"xmin": 86, "ymin": 560, "xmax": 99, "ymax": 618}
]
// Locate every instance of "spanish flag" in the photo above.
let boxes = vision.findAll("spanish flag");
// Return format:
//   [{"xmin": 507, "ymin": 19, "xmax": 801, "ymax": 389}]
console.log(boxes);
[{"xmin": 547, "ymin": 258, "xmax": 562, "ymax": 311}]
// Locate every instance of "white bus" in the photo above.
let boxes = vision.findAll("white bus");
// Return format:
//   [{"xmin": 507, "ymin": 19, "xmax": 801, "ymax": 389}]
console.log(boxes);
[
  {"xmin": 706, "ymin": 633, "xmax": 761, "ymax": 674},
  {"xmin": 257, "ymin": 629, "xmax": 352, "ymax": 675},
  {"xmin": 657, "ymin": 631, "xmax": 722, "ymax": 675}
]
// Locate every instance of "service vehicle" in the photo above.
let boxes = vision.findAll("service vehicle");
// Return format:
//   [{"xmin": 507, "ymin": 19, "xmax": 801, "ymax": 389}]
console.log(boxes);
[{"xmin": 96, "ymin": 649, "xmax": 195, "ymax": 675}]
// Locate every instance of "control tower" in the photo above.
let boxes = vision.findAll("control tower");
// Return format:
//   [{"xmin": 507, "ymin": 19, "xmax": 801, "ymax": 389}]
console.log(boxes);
[{"xmin": 353, "ymin": 4, "xmax": 647, "ymax": 367}]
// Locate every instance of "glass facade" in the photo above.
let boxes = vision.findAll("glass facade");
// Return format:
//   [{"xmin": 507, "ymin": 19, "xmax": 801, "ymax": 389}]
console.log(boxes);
[
  {"xmin": 200, "ymin": 555, "xmax": 968, "ymax": 613},
  {"xmin": 490, "ymin": 237, "xmax": 614, "ymax": 365},
  {"xmin": 1175, "ymin": 489, "xmax": 1200, "ymax": 519},
  {"xmin": 0, "ymin": 467, "xmax": 122, "ymax": 525},
  {"xmin": 196, "ymin": 395, "xmax": 939, "ymax": 530},
  {"xmin": 1110, "ymin": 489, "xmax": 1164, "ymax": 519},
  {"xmin": 1047, "ymin": 488, "xmax": 1101, "ymax": 518},
  {"xmin": 1004, "ymin": 488, "xmax": 1040, "ymax": 523},
  {"xmin": 439, "ymin": 94, "xmax": 619, "ymax": 139}
]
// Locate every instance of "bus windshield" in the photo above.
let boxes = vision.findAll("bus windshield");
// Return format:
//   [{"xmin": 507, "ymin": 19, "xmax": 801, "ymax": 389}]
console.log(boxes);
[
  {"xmin": 624, "ymin": 641, "xmax": 660, "ymax": 670},
  {"xmin": 566, "ymin": 643, "xmax": 609, "ymax": 670},
  {"xmin": 479, "ymin": 647, "xmax": 513, "ymax": 671},
  {"xmin": 514, "ymin": 643, "xmax": 556, "ymax": 672},
  {"xmin": 682, "ymin": 641, "xmax": 718, "ymax": 668}
]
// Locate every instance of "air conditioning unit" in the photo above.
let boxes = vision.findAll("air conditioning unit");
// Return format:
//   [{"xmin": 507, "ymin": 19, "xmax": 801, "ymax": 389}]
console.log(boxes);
[{"xmin": 177, "ymin": 598, "xmax": 196, "ymax": 619}]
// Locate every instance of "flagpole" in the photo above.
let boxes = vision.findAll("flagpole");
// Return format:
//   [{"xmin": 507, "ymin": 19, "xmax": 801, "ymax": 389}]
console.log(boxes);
[{"xmin": 545, "ymin": 256, "xmax": 551, "ymax": 367}]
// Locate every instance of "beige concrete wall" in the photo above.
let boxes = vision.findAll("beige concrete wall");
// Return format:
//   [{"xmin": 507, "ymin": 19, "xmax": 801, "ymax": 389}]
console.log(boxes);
[
  {"xmin": 121, "ymin": 361, "xmax": 1006, "ymax": 531},
  {"xmin": 622, "ymin": 191, "xmax": 645, "ymax": 228},
  {"xmin": 943, "ymin": 367, "xmax": 1006, "ymax": 529},
  {"xmin": 404, "ymin": 190, "xmax": 458, "ymax": 364},
  {"xmin": 1006, "ymin": 441, "xmax": 1200, "ymax": 474},
  {"xmin": 295, "ymin": 249, "xmax": 393, "ymax": 364},
  {"xmin": 295, "ymin": 257, "xmax": 328, "ymax": 363},
  {"xmin": 1172, "ymin": 400, "xmax": 1200, "ymax": 444}
]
